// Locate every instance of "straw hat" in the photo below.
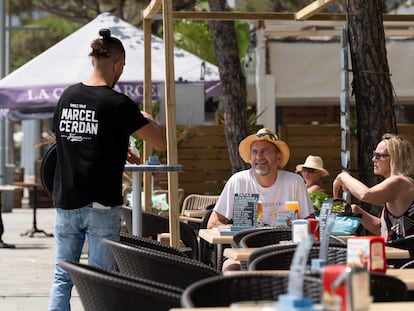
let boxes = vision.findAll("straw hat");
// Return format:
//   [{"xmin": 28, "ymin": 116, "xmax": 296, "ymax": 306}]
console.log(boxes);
[
  {"xmin": 238, "ymin": 128, "xmax": 290, "ymax": 168},
  {"xmin": 295, "ymin": 155, "xmax": 329, "ymax": 177}
]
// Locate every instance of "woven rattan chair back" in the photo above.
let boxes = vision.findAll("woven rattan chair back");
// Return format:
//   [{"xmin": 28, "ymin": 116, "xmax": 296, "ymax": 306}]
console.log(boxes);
[
  {"xmin": 239, "ymin": 226, "xmax": 292, "ymax": 248},
  {"xmin": 370, "ymin": 271, "xmax": 408, "ymax": 302},
  {"xmin": 104, "ymin": 238, "xmax": 220, "ymax": 289},
  {"xmin": 239, "ymin": 227, "xmax": 345, "ymax": 248},
  {"xmin": 180, "ymin": 194, "xmax": 220, "ymax": 216},
  {"xmin": 248, "ymin": 244, "xmax": 347, "ymax": 270},
  {"xmin": 400, "ymin": 259, "xmax": 414, "ymax": 269},
  {"xmin": 121, "ymin": 207, "xmax": 199, "ymax": 259},
  {"xmin": 232, "ymin": 227, "xmax": 274, "ymax": 248},
  {"xmin": 385, "ymin": 234, "xmax": 414, "ymax": 257},
  {"xmin": 181, "ymin": 273, "xmax": 322, "ymax": 307},
  {"xmin": 119, "ymin": 232, "xmax": 188, "ymax": 257},
  {"xmin": 59, "ymin": 259, "xmax": 181, "ymax": 311}
]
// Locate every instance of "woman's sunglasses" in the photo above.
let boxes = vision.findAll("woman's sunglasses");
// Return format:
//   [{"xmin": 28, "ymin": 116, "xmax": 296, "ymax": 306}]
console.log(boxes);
[
  {"xmin": 372, "ymin": 152, "xmax": 390, "ymax": 160},
  {"xmin": 302, "ymin": 167, "xmax": 316, "ymax": 173}
]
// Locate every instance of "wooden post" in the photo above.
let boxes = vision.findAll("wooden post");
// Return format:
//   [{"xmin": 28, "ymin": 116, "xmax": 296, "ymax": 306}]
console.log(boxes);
[
  {"xmin": 162, "ymin": 0, "xmax": 180, "ymax": 249},
  {"xmin": 142, "ymin": 16, "xmax": 153, "ymax": 213}
]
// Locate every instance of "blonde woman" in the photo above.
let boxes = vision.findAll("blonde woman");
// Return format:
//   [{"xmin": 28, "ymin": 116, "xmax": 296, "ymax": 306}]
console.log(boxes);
[{"xmin": 333, "ymin": 133, "xmax": 414, "ymax": 240}]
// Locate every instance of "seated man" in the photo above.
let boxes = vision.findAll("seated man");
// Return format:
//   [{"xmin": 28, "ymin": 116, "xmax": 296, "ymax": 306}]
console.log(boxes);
[{"xmin": 207, "ymin": 128, "xmax": 315, "ymax": 270}]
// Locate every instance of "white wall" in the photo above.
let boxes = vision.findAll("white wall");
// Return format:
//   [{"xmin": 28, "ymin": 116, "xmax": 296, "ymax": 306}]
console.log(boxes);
[
  {"xmin": 158, "ymin": 83, "xmax": 205, "ymax": 125},
  {"xmin": 250, "ymin": 40, "xmax": 414, "ymax": 106}
]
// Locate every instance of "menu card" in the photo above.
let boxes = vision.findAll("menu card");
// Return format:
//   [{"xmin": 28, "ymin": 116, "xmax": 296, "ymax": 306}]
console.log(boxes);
[
  {"xmin": 231, "ymin": 193, "xmax": 259, "ymax": 231},
  {"xmin": 319, "ymin": 198, "xmax": 333, "ymax": 238}
]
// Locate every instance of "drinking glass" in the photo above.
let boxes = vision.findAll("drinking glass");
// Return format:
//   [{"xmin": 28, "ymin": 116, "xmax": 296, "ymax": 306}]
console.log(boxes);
[
  {"xmin": 284, "ymin": 201, "xmax": 300, "ymax": 219},
  {"xmin": 257, "ymin": 200, "xmax": 263, "ymax": 222}
]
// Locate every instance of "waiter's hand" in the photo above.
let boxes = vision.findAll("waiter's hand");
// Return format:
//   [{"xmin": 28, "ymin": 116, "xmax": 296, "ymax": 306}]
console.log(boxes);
[{"xmin": 126, "ymin": 148, "xmax": 142, "ymax": 164}]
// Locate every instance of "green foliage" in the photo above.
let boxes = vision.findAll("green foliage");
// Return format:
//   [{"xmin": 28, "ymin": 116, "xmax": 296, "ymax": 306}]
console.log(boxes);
[
  {"xmin": 11, "ymin": 15, "xmax": 79, "ymax": 71},
  {"xmin": 241, "ymin": 0, "xmax": 274, "ymax": 11},
  {"xmin": 173, "ymin": 19, "xmax": 250, "ymax": 66},
  {"xmin": 234, "ymin": 22, "xmax": 250, "ymax": 62},
  {"xmin": 174, "ymin": 20, "xmax": 217, "ymax": 65},
  {"xmin": 279, "ymin": 0, "xmax": 315, "ymax": 11},
  {"xmin": 310, "ymin": 190, "xmax": 346, "ymax": 213},
  {"xmin": 309, "ymin": 189, "xmax": 329, "ymax": 211}
]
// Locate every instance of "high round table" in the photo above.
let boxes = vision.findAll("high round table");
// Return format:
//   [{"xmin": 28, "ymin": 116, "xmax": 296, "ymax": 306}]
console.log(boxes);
[{"xmin": 124, "ymin": 164, "xmax": 184, "ymax": 236}]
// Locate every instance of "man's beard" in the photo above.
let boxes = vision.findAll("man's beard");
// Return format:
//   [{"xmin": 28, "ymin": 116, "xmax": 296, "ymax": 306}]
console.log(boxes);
[{"xmin": 254, "ymin": 165, "xmax": 271, "ymax": 176}]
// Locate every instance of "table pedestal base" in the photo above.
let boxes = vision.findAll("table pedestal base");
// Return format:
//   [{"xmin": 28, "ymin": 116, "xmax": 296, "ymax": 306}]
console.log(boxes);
[{"xmin": 21, "ymin": 226, "xmax": 53, "ymax": 238}]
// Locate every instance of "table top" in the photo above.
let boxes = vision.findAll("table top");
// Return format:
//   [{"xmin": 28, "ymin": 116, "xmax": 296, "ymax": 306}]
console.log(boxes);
[
  {"xmin": 170, "ymin": 301, "xmax": 414, "ymax": 311},
  {"xmin": 200, "ymin": 229, "xmax": 410, "ymax": 260},
  {"xmin": 199, "ymin": 229, "xmax": 234, "ymax": 244},
  {"xmin": 183, "ymin": 210, "xmax": 207, "ymax": 218},
  {"xmin": 13, "ymin": 181, "xmax": 42, "ymax": 188},
  {"xmin": 223, "ymin": 268, "xmax": 414, "ymax": 291},
  {"xmin": 0, "ymin": 185, "xmax": 20, "ymax": 191},
  {"xmin": 198, "ymin": 229, "xmax": 353, "ymax": 245},
  {"xmin": 223, "ymin": 245, "xmax": 409, "ymax": 262},
  {"xmin": 124, "ymin": 164, "xmax": 184, "ymax": 172}
]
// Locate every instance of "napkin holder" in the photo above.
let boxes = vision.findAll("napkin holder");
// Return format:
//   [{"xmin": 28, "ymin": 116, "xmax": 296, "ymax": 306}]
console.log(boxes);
[
  {"xmin": 322, "ymin": 264, "xmax": 371, "ymax": 311},
  {"xmin": 347, "ymin": 236, "xmax": 386, "ymax": 272}
]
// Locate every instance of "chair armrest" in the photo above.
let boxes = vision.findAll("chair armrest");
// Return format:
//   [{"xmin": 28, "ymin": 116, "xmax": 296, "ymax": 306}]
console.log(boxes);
[
  {"xmin": 386, "ymin": 234, "xmax": 414, "ymax": 248},
  {"xmin": 183, "ymin": 210, "xmax": 207, "ymax": 218},
  {"xmin": 386, "ymin": 234, "xmax": 414, "ymax": 257},
  {"xmin": 179, "ymin": 215, "xmax": 203, "ymax": 223}
]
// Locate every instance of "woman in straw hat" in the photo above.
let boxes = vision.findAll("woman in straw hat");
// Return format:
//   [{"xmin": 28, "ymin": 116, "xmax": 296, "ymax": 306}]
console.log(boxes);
[
  {"xmin": 207, "ymin": 128, "xmax": 315, "ymax": 230},
  {"xmin": 296, "ymin": 155, "xmax": 329, "ymax": 193}
]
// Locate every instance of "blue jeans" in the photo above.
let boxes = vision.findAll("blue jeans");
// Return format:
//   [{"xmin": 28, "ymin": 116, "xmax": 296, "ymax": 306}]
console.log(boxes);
[{"xmin": 47, "ymin": 204, "xmax": 121, "ymax": 311}]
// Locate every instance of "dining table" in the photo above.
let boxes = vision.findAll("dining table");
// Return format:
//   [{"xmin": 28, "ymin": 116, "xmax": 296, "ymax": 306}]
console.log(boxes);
[
  {"xmin": 170, "ymin": 301, "xmax": 414, "ymax": 311},
  {"xmin": 13, "ymin": 181, "xmax": 53, "ymax": 238},
  {"xmin": 198, "ymin": 228, "xmax": 234, "ymax": 269},
  {"xmin": 198, "ymin": 228, "xmax": 411, "ymax": 270},
  {"xmin": 223, "ymin": 245, "xmax": 410, "ymax": 262},
  {"xmin": 222, "ymin": 267, "xmax": 414, "ymax": 291},
  {"xmin": 124, "ymin": 164, "xmax": 184, "ymax": 236}
]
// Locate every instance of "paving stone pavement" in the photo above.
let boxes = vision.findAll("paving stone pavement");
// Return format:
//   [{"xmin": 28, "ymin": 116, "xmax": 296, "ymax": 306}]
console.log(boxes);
[{"xmin": 0, "ymin": 207, "xmax": 84, "ymax": 311}]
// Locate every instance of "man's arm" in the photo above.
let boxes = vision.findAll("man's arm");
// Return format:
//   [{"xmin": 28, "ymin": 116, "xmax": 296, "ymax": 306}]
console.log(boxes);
[
  {"xmin": 207, "ymin": 211, "xmax": 228, "ymax": 229},
  {"xmin": 134, "ymin": 112, "xmax": 167, "ymax": 151}
]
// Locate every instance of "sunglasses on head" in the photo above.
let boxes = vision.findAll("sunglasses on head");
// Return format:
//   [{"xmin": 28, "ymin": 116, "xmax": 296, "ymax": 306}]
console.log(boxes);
[
  {"xmin": 372, "ymin": 152, "xmax": 390, "ymax": 160},
  {"xmin": 256, "ymin": 132, "xmax": 278, "ymax": 141}
]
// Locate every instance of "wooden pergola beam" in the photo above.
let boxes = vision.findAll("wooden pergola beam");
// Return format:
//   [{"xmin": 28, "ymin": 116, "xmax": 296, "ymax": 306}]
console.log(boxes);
[
  {"xmin": 143, "ymin": 0, "xmax": 162, "ymax": 19},
  {"xmin": 295, "ymin": 0, "xmax": 337, "ymax": 21},
  {"xmin": 172, "ymin": 11, "xmax": 295, "ymax": 21},
  {"xmin": 149, "ymin": 11, "xmax": 414, "ymax": 23}
]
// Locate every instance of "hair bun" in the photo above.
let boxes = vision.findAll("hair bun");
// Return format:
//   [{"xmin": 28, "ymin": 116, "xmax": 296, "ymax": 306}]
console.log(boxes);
[{"xmin": 99, "ymin": 28, "xmax": 111, "ymax": 39}]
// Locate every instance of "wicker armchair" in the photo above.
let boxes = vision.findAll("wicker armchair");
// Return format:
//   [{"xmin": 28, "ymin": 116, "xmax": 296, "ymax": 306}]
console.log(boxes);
[
  {"xmin": 248, "ymin": 244, "xmax": 347, "ymax": 270},
  {"xmin": 119, "ymin": 232, "xmax": 188, "ymax": 257},
  {"xmin": 400, "ymin": 259, "xmax": 414, "ymax": 269},
  {"xmin": 179, "ymin": 194, "xmax": 220, "ymax": 224},
  {"xmin": 239, "ymin": 228, "xmax": 346, "ymax": 248},
  {"xmin": 370, "ymin": 271, "xmax": 407, "ymax": 302},
  {"xmin": 239, "ymin": 226, "xmax": 292, "ymax": 248},
  {"xmin": 181, "ymin": 273, "xmax": 322, "ymax": 307},
  {"xmin": 103, "ymin": 238, "xmax": 220, "ymax": 289},
  {"xmin": 231, "ymin": 227, "xmax": 274, "ymax": 248},
  {"xmin": 59, "ymin": 260, "xmax": 181, "ymax": 311},
  {"xmin": 386, "ymin": 234, "xmax": 414, "ymax": 257},
  {"xmin": 121, "ymin": 207, "xmax": 199, "ymax": 259}
]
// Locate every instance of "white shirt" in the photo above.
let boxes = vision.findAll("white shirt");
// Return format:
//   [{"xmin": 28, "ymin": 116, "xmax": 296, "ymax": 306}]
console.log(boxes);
[{"xmin": 214, "ymin": 169, "xmax": 314, "ymax": 227}]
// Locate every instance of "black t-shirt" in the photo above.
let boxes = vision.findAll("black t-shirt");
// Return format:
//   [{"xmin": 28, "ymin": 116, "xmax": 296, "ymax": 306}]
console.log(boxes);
[{"xmin": 52, "ymin": 83, "xmax": 149, "ymax": 210}]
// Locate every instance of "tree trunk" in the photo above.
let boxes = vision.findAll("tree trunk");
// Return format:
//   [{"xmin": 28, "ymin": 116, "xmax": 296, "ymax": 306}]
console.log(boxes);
[
  {"xmin": 347, "ymin": 0, "xmax": 397, "ymax": 215},
  {"xmin": 208, "ymin": 0, "xmax": 249, "ymax": 173}
]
